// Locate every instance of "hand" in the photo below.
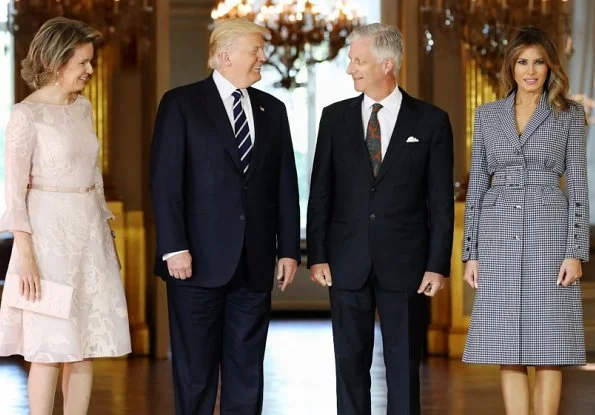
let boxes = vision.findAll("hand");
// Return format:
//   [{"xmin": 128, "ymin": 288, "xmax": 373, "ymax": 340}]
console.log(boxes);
[
  {"xmin": 19, "ymin": 255, "xmax": 41, "ymax": 302},
  {"xmin": 276, "ymin": 258, "xmax": 298, "ymax": 292},
  {"xmin": 557, "ymin": 258, "xmax": 582, "ymax": 287},
  {"xmin": 310, "ymin": 263, "xmax": 332, "ymax": 288},
  {"xmin": 463, "ymin": 260, "xmax": 479, "ymax": 289},
  {"xmin": 166, "ymin": 252, "xmax": 193, "ymax": 280},
  {"xmin": 417, "ymin": 271, "xmax": 445, "ymax": 297}
]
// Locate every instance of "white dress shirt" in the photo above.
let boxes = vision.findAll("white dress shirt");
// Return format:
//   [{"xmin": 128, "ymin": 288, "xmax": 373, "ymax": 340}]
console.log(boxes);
[
  {"xmin": 163, "ymin": 70, "xmax": 256, "ymax": 261},
  {"xmin": 361, "ymin": 85, "xmax": 403, "ymax": 159}
]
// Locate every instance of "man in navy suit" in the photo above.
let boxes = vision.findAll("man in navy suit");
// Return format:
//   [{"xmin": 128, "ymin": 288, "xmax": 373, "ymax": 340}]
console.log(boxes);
[
  {"xmin": 307, "ymin": 24, "xmax": 454, "ymax": 415},
  {"xmin": 150, "ymin": 19, "xmax": 300, "ymax": 415}
]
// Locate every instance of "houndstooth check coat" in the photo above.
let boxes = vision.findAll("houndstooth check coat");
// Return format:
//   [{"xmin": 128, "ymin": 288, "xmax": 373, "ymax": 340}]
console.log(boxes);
[{"xmin": 462, "ymin": 92, "xmax": 589, "ymax": 366}]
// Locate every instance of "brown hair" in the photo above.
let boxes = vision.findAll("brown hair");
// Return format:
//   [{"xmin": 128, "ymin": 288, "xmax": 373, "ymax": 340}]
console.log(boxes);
[
  {"xmin": 21, "ymin": 17, "xmax": 102, "ymax": 90},
  {"xmin": 500, "ymin": 27, "xmax": 572, "ymax": 113}
]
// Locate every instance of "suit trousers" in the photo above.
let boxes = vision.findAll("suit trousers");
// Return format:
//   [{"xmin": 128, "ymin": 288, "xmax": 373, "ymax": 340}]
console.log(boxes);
[
  {"xmin": 167, "ymin": 248, "xmax": 271, "ymax": 415},
  {"xmin": 329, "ymin": 270, "xmax": 427, "ymax": 415}
]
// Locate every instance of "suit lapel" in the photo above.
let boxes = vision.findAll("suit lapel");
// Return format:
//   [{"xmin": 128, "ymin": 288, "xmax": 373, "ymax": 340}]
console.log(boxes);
[
  {"xmin": 345, "ymin": 95, "xmax": 374, "ymax": 180},
  {"xmin": 246, "ymin": 89, "xmax": 268, "ymax": 181},
  {"xmin": 202, "ymin": 76, "xmax": 243, "ymax": 172},
  {"xmin": 374, "ymin": 89, "xmax": 419, "ymax": 184},
  {"xmin": 519, "ymin": 92, "xmax": 551, "ymax": 146},
  {"xmin": 498, "ymin": 93, "xmax": 522, "ymax": 154}
]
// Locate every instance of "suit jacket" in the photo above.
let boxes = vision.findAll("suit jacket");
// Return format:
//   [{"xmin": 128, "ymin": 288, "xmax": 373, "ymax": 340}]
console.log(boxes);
[
  {"xmin": 307, "ymin": 88, "xmax": 454, "ymax": 292},
  {"xmin": 150, "ymin": 75, "xmax": 301, "ymax": 290}
]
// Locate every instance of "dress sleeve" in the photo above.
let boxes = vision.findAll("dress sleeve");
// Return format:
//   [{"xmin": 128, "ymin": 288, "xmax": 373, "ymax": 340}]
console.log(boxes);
[
  {"xmin": 0, "ymin": 104, "xmax": 36, "ymax": 234},
  {"xmin": 94, "ymin": 162, "xmax": 115, "ymax": 221},
  {"xmin": 83, "ymin": 98, "xmax": 115, "ymax": 221}
]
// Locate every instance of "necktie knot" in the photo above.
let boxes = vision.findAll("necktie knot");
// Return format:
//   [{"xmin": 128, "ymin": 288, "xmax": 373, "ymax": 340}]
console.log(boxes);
[
  {"xmin": 232, "ymin": 89, "xmax": 243, "ymax": 103},
  {"xmin": 371, "ymin": 103, "xmax": 383, "ymax": 114}
]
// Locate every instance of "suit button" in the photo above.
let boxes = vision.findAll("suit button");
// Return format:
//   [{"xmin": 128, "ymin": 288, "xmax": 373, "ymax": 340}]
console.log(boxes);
[
  {"xmin": 369, "ymin": 213, "xmax": 376, "ymax": 221},
  {"xmin": 240, "ymin": 215, "xmax": 245, "ymax": 221},
  {"xmin": 243, "ymin": 185, "xmax": 248, "ymax": 190},
  {"xmin": 371, "ymin": 187, "xmax": 375, "ymax": 192}
]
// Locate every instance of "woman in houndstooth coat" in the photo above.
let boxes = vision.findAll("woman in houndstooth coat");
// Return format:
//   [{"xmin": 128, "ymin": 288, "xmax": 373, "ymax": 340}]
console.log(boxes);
[{"xmin": 462, "ymin": 27, "xmax": 589, "ymax": 414}]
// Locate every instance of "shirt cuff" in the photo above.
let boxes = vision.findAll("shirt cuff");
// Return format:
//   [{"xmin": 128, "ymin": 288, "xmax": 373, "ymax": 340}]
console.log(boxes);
[{"xmin": 163, "ymin": 250, "xmax": 189, "ymax": 261}]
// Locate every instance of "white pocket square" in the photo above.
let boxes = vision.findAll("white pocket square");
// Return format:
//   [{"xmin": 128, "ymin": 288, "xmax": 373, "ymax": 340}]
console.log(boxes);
[{"xmin": 406, "ymin": 136, "xmax": 419, "ymax": 143}]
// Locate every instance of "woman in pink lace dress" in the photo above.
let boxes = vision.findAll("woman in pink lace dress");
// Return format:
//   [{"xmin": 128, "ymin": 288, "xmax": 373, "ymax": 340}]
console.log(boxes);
[{"xmin": 0, "ymin": 17, "xmax": 130, "ymax": 414}]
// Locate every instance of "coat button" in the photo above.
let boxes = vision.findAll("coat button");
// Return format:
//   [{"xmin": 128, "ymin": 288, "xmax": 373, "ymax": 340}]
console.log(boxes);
[
  {"xmin": 575, "ymin": 224, "xmax": 580, "ymax": 228},
  {"xmin": 515, "ymin": 205, "xmax": 522, "ymax": 209},
  {"xmin": 467, "ymin": 237, "xmax": 471, "ymax": 241},
  {"xmin": 369, "ymin": 213, "xmax": 376, "ymax": 221},
  {"xmin": 466, "ymin": 247, "xmax": 470, "ymax": 251},
  {"xmin": 371, "ymin": 187, "xmax": 375, "ymax": 192},
  {"xmin": 576, "ymin": 202, "xmax": 581, "ymax": 207},
  {"xmin": 240, "ymin": 215, "xmax": 245, "ymax": 221},
  {"xmin": 514, "ymin": 235, "xmax": 520, "ymax": 241},
  {"xmin": 243, "ymin": 185, "xmax": 248, "ymax": 190}
]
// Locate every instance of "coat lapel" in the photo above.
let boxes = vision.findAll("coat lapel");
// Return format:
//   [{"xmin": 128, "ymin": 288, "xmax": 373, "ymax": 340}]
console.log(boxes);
[
  {"xmin": 245, "ymin": 89, "xmax": 268, "ymax": 181},
  {"xmin": 202, "ymin": 76, "xmax": 243, "ymax": 173},
  {"xmin": 345, "ymin": 95, "xmax": 374, "ymax": 180},
  {"xmin": 518, "ymin": 92, "xmax": 551, "ymax": 146},
  {"xmin": 374, "ymin": 89, "xmax": 419, "ymax": 184},
  {"xmin": 498, "ymin": 93, "xmax": 522, "ymax": 154}
]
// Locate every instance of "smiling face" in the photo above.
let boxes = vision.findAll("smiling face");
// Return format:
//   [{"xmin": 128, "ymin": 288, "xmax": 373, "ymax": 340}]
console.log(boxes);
[
  {"xmin": 222, "ymin": 33, "xmax": 267, "ymax": 88},
  {"xmin": 514, "ymin": 45, "xmax": 549, "ymax": 95},
  {"xmin": 346, "ymin": 36, "xmax": 394, "ymax": 100},
  {"xmin": 56, "ymin": 42, "xmax": 94, "ymax": 93}
]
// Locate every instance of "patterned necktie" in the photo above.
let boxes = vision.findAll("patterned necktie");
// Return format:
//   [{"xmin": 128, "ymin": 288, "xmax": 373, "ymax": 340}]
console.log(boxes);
[
  {"xmin": 232, "ymin": 89, "xmax": 253, "ymax": 174},
  {"xmin": 365, "ymin": 103, "xmax": 383, "ymax": 177}
]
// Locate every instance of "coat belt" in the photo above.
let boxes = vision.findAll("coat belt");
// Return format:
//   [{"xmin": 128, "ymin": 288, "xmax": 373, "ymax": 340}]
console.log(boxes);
[{"xmin": 490, "ymin": 169, "xmax": 560, "ymax": 187}]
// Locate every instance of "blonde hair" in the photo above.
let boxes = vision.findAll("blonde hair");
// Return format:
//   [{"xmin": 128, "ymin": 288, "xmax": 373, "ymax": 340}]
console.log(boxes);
[
  {"xmin": 208, "ymin": 19, "xmax": 269, "ymax": 69},
  {"xmin": 500, "ymin": 27, "xmax": 572, "ymax": 113},
  {"xmin": 21, "ymin": 17, "xmax": 102, "ymax": 90},
  {"xmin": 348, "ymin": 23, "xmax": 404, "ymax": 78}
]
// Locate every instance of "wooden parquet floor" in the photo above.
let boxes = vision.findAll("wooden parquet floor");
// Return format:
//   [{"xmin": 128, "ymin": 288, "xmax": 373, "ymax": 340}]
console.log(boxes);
[{"xmin": 1, "ymin": 318, "xmax": 593, "ymax": 414}]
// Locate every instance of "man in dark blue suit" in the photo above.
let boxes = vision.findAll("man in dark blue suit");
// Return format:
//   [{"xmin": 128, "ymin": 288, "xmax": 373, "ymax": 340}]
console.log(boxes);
[
  {"xmin": 150, "ymin": 19, "xmax": 300, "ymax": 415},
  {"xmin": 307, "ymin": 24, "xmax": 454, "ymax": 415}
]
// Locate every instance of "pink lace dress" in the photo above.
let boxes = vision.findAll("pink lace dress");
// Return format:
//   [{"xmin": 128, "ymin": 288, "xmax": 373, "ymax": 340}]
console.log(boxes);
[{"xmin": 0, "ymin": 95, "xmax": 131, "ymax": 362}]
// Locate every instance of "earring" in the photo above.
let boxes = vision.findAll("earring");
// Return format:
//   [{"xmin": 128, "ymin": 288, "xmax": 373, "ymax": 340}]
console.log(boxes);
[{"xmin": 55, "ymin": 71, "xmax": 60, "ymax": 86}]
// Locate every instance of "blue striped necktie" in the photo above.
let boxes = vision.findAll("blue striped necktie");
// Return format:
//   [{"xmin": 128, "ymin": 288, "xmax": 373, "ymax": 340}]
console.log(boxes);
[{"xmin": 232, "ymin": 89, "xmax": 253, "ymax": 174}]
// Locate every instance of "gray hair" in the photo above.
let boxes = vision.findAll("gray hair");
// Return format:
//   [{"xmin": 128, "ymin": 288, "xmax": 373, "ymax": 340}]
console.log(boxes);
[{"xmin": 348, "ymin": 23, "xmax": 404, "ymax": 78}]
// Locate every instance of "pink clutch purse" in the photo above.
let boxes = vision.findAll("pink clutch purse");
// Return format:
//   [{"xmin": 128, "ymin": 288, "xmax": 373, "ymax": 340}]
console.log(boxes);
[{"xmin": 3, "ymin": 274, "xmax": 74, "ymax": 319}]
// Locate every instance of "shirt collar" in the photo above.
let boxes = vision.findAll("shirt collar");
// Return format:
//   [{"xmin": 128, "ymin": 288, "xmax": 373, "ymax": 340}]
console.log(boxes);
[
  {"xmin": 213, "ymin": 70, "xmax": 246, "ymax": 101},
  {"xmin": 363, "ymin": 85, "xmax": 402, "ymax": 116}
]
